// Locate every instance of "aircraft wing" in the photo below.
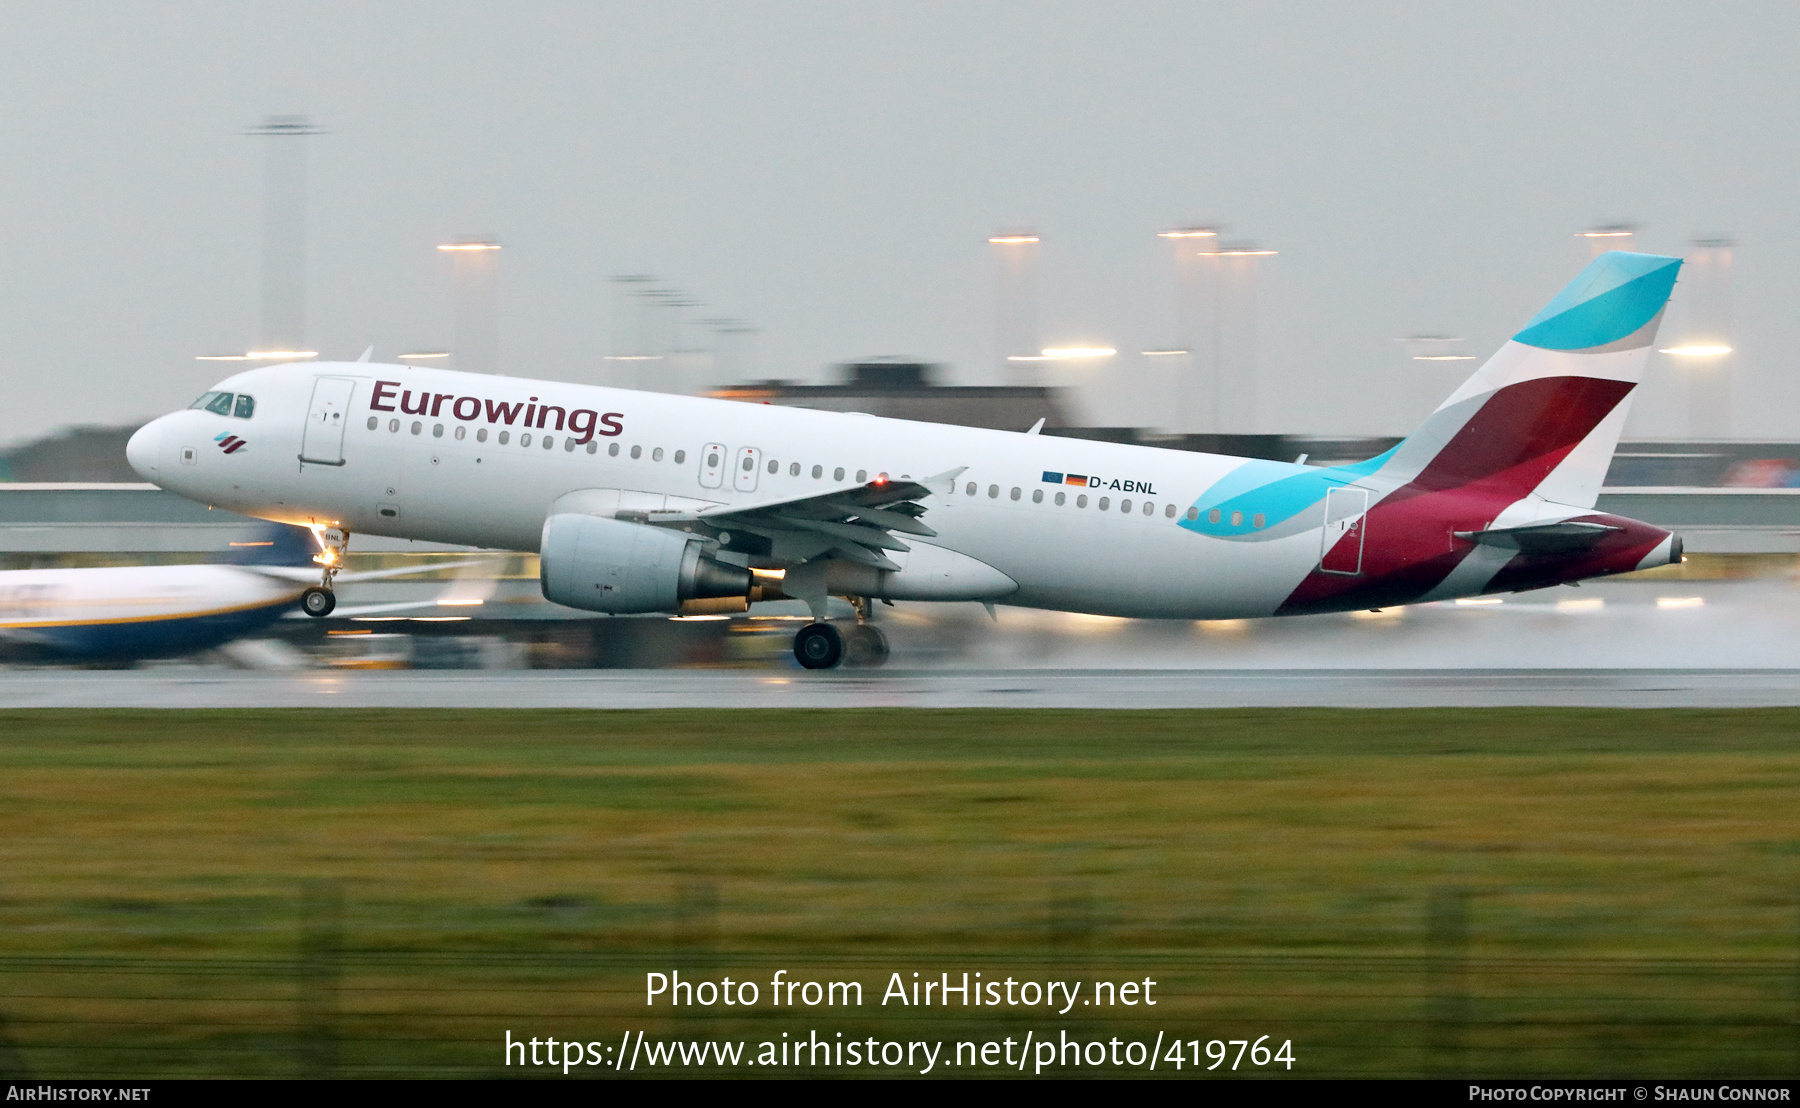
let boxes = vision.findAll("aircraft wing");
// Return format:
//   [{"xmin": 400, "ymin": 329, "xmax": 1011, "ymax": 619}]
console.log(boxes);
[
  {"xmin": 633, "ymin": 471, "xmax": 960, "ymax": 572},
  {"xmin": 1453, "ymin": 521, "xmax": 1623, "ymax": 555}
]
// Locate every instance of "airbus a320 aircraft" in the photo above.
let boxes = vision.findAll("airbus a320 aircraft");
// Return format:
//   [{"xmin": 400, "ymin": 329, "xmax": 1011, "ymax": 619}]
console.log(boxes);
[{"xmin": 128, "ymin": 251, "xmax": 1684, "ymax": 669}]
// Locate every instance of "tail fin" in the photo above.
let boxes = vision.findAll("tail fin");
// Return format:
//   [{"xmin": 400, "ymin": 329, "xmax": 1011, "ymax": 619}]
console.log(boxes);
[{"xmin": 1374, "ymin": 251, "xmax": 1681, "ymax": 508}]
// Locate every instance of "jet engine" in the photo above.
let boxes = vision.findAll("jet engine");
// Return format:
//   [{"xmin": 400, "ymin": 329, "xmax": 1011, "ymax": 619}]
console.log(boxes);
[{"xmin": 539, "ymin": 513, "xmax": 751, "ymax": 614}]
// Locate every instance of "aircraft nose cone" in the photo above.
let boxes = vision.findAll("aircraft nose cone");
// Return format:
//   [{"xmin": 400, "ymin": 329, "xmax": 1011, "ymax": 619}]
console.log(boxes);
[{"xmin": 126, "ymin": 419, "xmax": 164, "ymax": 480}]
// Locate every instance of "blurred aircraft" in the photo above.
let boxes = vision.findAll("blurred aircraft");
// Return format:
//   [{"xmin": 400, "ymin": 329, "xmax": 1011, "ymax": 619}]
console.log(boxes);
[
  {"xmin": 0, "ymin": 524, "xmax": 483, "ymax": 661},
  {"xmin": 129, "ymin": 252, "xmax": 1687, "ymax": 669}
]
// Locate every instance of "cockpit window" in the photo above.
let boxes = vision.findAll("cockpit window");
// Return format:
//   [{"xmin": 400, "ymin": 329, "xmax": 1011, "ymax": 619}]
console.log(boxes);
[
  {"xmin": 233, "ymin": 394, "xmax": 255, "ymax": 419},
  {"xmin": 189, "ymin": 391, "xmax": 223, "ymax": 411},
  {"xmin": 201, "ymin": 392, "xmax": 235, "ymax": 416}
]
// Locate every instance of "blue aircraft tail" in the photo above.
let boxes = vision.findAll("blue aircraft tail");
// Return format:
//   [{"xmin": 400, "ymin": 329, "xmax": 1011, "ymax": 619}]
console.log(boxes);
[{"xmin": 224, "ymin": 523, "xmax": 319, "ymax": 567}]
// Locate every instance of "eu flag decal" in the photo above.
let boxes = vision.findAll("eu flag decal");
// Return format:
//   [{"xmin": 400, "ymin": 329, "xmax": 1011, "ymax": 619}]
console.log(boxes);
[{"xmin": 1042, "ymin": 471, "xmax": 1063, "ymax": 484}]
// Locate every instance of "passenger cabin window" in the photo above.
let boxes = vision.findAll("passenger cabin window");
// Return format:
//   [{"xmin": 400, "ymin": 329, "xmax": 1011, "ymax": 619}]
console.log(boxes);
[
  {"xmin": 498, "ymin": 431, "xmax": 510, "ymax": 445},
  {"xmin": 433, "ymin": 424, "xmax": 444, "ymax": 438},
  {"xmin": 675, "ymin": 450, "xmax": 686, "ymax": 464},
  {"xmin": 1055, "ymin": 491, "xmax": 1066, "ymax": 506},
  {"xmin": 1098, "ymin": 497, "xmax": 1110, "ymax": 511},
  {"xmin": 767, "ymin": 459, "xmax": 778, "ymax": 474},
  {"xmin": 1208, "ymin": 508, "xmax": 1221, "ymax": 523},
  {"xmin": 520, "ymin": 432, "xmax": 532, "ymax": 446},
  {"xmin": 1253, "ymin": 513, "xmax": 1266, "ymax": 528},
  {"xmin": 653, "ymin": 447, "xmax": 664, "ymax": 461},
  {"xmin": 476, "ymin": 428, "xmax": 488, "ymax": 442},
  {"xmin": 634, "ymin": 445, "xmax": 645, "ymax": 460},
  {"xmin": 834, "ymin": 467, "xmax": 845, "ymax": 481},
  {"xmin": 366, "ymin": 417, "xmax": 377, "ymax": 430},
  {"xmin": 1010, "ymin": 487, "xmax": 1021, "ymax": 501},
  {"xmin": 456, "ymin": 427, "xmax": 467, "ymax": 441},
  {"xmin": 1121, "ymin": 499, "xmax": 1132, "ymax": 513},
  {"xmin": 1032, "ymin": 489, "xmax": 1043, "ymax": 504},
  {"xmin": 789, "ymin": 462, "xmax": 800, "ymax": 477},
  {"xmin": 411, "ymin": 422, "xmax": 423, "ymax": 435},
  {"xmin": 1185, "ymin": 507, "xmax": 1198, "ymax": 520},
  {"xmin": 233, "ymin": 395, "xmax": 255, "ymax": 419},
  {"xmin": 1077, "ymin": 494, "xmax": 1088, "ymax": 508},
  {"xmin": 966, "ymin": 482, "xmax": 976, "ymax": 496},
  {"xmin": 856, "ymin": 470, "xmax": 867, "ymax": 483},
  {"xmin": 812, "ymin": 465, "xmax": 823, "ymax": 479},
  {"xmin": 614, "ymin": 443, "xmax": 624, "ymax": 457},
  {"xmin": 1166, "ymin": 504, "xmax": 1177, "ymax": 518},
  {"xmin": 585, "ymin": 441, "xmax": 596, "ymax": 454}
]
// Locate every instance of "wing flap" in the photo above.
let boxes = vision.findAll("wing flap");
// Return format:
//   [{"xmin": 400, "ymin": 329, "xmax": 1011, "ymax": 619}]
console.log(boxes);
[{"xmin": 643, "ymin": 476, "xmax": 947, "ymax": 572}]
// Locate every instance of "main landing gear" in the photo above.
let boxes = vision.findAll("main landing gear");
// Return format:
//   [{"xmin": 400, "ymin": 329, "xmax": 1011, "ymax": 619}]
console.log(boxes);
[
  {"xmin": 791, "ymin": 597, "xmax": 890, "ymax": 671},
  {"xmin": 300, "ymin": 527, "xmax": 350, "ymax": 619}
]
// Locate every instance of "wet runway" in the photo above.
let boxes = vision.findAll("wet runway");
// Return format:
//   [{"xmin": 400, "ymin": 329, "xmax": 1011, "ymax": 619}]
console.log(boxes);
[{"xmin": 6, "ymin": 666, "xmax": 1800, "ymax": 708}]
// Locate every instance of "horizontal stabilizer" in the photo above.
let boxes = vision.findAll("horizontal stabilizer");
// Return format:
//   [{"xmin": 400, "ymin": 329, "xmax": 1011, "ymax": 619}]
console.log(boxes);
[{"xmin": 1452, "ymin": 521, "xmax": 1622, "ymax": 555}]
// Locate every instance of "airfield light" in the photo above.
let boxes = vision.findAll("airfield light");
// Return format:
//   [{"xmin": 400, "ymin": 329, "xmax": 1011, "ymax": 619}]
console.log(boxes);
[
  {"xmin": 988, "ymin": 235, "xmax": 1039, "ymax": 244},
  {"xmin": 1039, "ymin": 347, "xmax": 1116, "ymax": 359},
  {"xmin": 1658, "ymin": 345, "xmax": 1733, "ymax": 357},
  {"xmin": 1414, "ymin": 355, "xmax": 1476, "ymax": 361},
  {"xmin": 1158, "ymin": 229, "xmax": 1218, "ymax": 239},
  {"xmin": 399, "ymin": 352, "xmax": 451, "ymax": 359},
  {"xmin": 436, "ymin": 598, "xmax": 484, "ymax": 607},
  {"xmin": 1197, "ymin": 248, "xmax": 1277, "ymax": 257},
  {"xmin": 438, "ymin": 242, "xmax": 502, "ymax": 252},
  {"xmin": 198, "ymin": 350, "xmax": 319, "ymax": 361},
  {"xmin": 1576, "ymin": 230, "xmax": 1635, "ymax": 238},
  {"xmin": 1142, "ymin": 349, "xmax": 1190, "ymax": 356}
]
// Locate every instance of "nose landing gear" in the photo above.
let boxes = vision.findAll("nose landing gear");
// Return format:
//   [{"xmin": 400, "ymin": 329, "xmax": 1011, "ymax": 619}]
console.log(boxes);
[
  {"xmin": 300, "ymin": 527, "xmax": 350, "ymax": 619},
  {"xmin": 300, "ymin": 587, "xmax": 336, "ymax": 618}
]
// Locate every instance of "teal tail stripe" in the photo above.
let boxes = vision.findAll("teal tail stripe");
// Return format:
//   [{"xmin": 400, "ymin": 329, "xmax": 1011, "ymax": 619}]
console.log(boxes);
[{"xmin": 1511, "ymin": 251, "xmax": 1681, "ymax": 352}]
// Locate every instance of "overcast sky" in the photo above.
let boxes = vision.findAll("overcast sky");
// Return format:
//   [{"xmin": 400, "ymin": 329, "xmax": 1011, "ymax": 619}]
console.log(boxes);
[{"xmin": 0, "ymin": 1, "xmax": 1794, "ymax": 446}]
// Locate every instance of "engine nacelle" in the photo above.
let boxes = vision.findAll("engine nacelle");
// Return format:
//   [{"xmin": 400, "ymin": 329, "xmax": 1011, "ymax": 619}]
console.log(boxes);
[{"xmin": 539, "ymin": 513, "xmax": 751, "ymax": 614}]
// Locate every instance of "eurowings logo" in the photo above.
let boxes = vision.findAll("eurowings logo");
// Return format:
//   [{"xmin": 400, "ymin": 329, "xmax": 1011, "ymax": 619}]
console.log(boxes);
[{"xmin": 214, "ymin": 432, "xmax": 247, "ymax": 455}]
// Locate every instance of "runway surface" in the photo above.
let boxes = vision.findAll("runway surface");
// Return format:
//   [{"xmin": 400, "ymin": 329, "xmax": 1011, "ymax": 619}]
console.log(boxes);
[{"xmin": 6, "ymin": 667, "xmax": 1800, "ymax": 708}]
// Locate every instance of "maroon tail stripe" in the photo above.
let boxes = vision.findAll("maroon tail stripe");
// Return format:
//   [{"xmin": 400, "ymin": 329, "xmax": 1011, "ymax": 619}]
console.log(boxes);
[{"xmin": 1411, "ymin": 376, "xmax": 1632, "ymax": 494}]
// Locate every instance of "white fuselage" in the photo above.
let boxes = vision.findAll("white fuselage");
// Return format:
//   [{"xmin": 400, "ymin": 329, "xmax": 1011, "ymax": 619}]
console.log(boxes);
[{"xmin": 129, "ymin": 363, "xmax": 1327, "ymax": 620}]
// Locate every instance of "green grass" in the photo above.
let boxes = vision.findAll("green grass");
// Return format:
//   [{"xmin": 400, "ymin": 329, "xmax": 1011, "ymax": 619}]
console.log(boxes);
[{"xmin": 0, "ymin": 708, "xmax": 1797, "ymax": 1078}]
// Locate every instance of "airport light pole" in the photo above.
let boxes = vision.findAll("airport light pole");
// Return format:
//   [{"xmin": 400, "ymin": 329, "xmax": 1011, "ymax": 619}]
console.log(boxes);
[
  {"xmin": 198, "ymin": 116, "xmax": 325, "ymax": 363},
  {"xmin": 1196, "ymin": 240, "xmax": 1276, "ymax": 434},
  {"xmin": 1157, "ymin": 226, "xmax": 1219, "ymax": 433},
  {"xmin": 439, "ymin": 240, "xmax": 501, "ymax": 375},
  {"xmin": 990, "ymin": 231, "xmax": 1040, "ymax": 385}
]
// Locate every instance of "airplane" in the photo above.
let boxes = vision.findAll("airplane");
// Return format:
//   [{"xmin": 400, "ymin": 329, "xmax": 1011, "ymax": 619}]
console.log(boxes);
[
  {"xmin": 0, "ymin": 522, "xmax": 489, "ymax": 662},
  {"xmin": 0, "ymin": 523, "xmax": 317, "ymax": 661},
  {"xmin": 126, "ymin": 250, "xmax": 1685, "ymax": 670}
]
